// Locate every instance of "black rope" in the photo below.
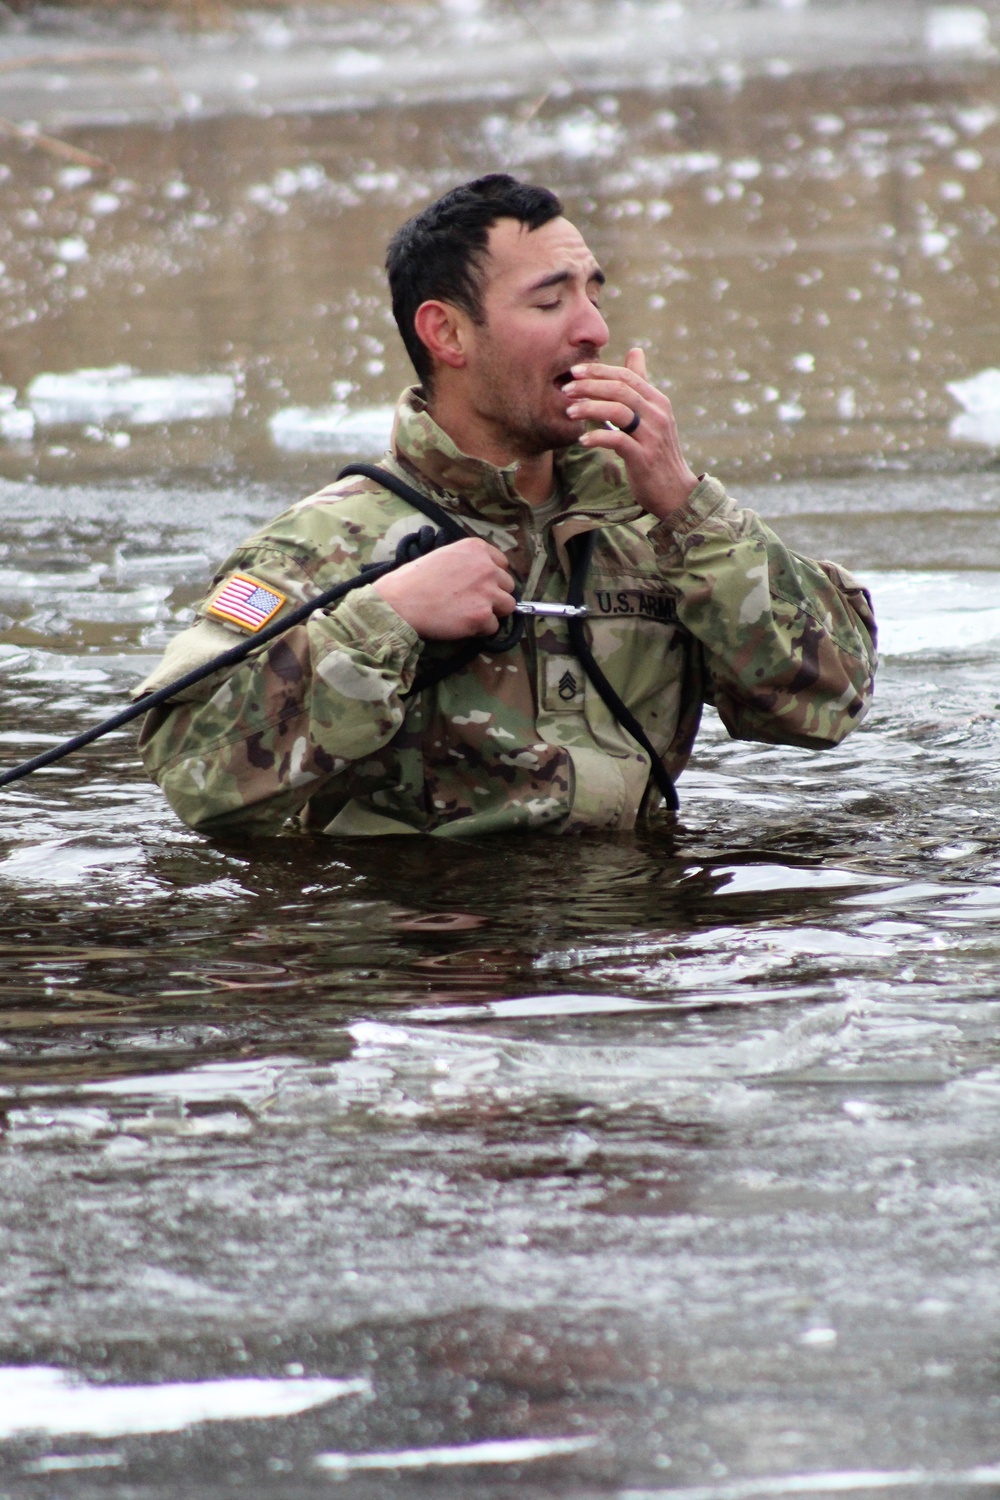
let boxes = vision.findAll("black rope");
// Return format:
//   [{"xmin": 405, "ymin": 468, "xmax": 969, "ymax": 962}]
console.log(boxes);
[
  {"xmin": 565, "ymin": 531, "xmax": 679, "ymax": 813},
  {"xmin": 339, "ymin": 463, "xmax": 524, "ymax": 668},
  {"xmin": 0, "ymin": 466, "xmax": 679, "ymax": 814},
  {"xmin": 0, "ymin": 553, "xmax": 412, "ymax": 791},
  {"xmin": 0, "ymin": 464, "xmax": 519, "ymax": 790},
  {"xmin": 338, "ymin": 462, "xmax": 469, "ymax": 541}
]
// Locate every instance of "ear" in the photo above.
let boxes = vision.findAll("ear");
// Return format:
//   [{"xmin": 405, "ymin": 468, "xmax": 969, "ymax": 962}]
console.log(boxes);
[{"xmin": 412, "ymin": 300, "xmax": 469, "ymax": 371}]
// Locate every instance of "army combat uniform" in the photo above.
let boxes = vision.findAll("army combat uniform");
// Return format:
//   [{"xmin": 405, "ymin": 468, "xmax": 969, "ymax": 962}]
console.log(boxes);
[{"xmin": 138, "ymin": 388, "xmax": 877, "ymax": 838}]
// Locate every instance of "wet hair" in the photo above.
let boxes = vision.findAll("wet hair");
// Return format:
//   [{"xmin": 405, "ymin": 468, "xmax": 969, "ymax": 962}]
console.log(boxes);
[{"xmin": 385, "ymin": 173, "xmax": 563, "ymax": 389}]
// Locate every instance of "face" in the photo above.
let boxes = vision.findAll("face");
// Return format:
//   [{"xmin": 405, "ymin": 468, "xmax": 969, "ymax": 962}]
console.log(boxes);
[{"xmin": 462, "ymin": 215, "xmax": 610, "ymax": 457}]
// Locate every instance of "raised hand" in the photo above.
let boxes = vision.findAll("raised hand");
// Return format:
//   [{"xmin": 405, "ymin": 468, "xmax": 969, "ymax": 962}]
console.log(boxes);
[{"xmin": 564, "ymin": 347, "xmax": 700, "ymax": 521}]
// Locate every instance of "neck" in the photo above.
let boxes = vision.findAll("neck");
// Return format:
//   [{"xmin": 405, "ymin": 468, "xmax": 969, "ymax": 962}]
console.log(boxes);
[{"xmin": 426, "ymin": 391, "xmax": 555, "ymax": 508}]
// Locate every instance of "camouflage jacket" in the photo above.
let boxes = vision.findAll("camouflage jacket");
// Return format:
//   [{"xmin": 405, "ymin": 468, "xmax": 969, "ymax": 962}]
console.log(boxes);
[{"xmin": 138, "ymin": 388, "xmax": 877, "ymax": 838}]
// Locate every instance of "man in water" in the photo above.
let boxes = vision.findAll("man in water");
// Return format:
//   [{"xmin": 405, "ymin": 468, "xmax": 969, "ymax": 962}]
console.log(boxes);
[{"xmin": 138, "ymin": 174, "xmax": 876, "ymax": 837}]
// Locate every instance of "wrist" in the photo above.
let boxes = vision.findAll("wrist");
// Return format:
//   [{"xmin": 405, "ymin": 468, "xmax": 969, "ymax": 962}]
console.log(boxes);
[{"xmin": 644, "ymin": 467, "xmax": 701, "ymax": 522}]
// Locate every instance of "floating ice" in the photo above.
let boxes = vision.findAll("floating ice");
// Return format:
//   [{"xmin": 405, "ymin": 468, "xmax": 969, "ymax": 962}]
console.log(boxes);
[
  {"xmin": 24, "ymin": 1455, "xmax": 123, "ymax": 1473},
  {"xmin": 54, "ymin": 237, "xmax": 88, "ymax": 263},
  {"xmin": 620, "ymin": 1465, "xmax": 1000, "ymax": 1498},
  {"xmin": 0, "ymin": 386, "xmax": 33, "ymax": 440},
  {"xmin": 955, "ymin": 104, "xmax": 998, "ymax": 134},
  {"xmin": 481, "ymin": 110, "xmax": 623, "ymax": 166},
  {"xmin": 28, "ymin": 367, "xmax": 237, "ymax": 429},
  {"xmin": 0, "ymin": 407, "xmax": 34, "ymax": 442},
  {"xmin": 268, "ymin": 404, "xmax": 395, "ymax": 454},
  {"xmin": 0, "ymin": 563, "xmax": 106, "ymax": 592},
  {"xmin": 799, "ymin": 1326, "xmax": 838, "ymax": 1346},
  {"xmin": 315, "ymin": 1435, "xmax": 598, "ymax": 1471},
  {"xmin": 714, "ymin": 865, "xmax": 884, "ymax": 896},
  {"xmin": 863, "ymin": 570, "xmax": 1000, "ymax": 655},
  {"xmin": 921, "ymin": 230, "xmax": 951, "ymax": 256},
  {"xmin": 926, "ymin": 6, "xmax": 991, "ymax": 52},
  {"xmin": 328, "ymin": 48, "xmax": 383, "ymax": 77},
  {"xmin": 80, "ymin": 1055, "xmax": 299, "ymax": 1104},
  {"xmin": 406, "ymin": 992, "xmax": 667, "ymax": 1022},
  {"xmin": 947, "ymin": 367, "xmax": 1000, "ymax": 445},
  {"xmin": 89, "ymin": 192, "xmax": 120, "ymax": 215},
  {"xmin": 0, "ymin": 1368, "xmax": 369, "ymax": 1439},
  {"xmin": 0, "ymin": 844, "xmax": 140, "ymax": 888},
  {"xmin": 57, "ymin": 166, "xmax": 92, "ymax": 189}
]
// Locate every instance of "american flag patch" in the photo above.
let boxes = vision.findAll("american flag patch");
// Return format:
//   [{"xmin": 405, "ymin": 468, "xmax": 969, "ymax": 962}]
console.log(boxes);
[{"xmin": 206, "ymin": 573, "xmax": 287, "ymax": 633}]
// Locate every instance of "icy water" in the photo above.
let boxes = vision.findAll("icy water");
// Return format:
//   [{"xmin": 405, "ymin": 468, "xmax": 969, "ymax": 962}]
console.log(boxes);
[{"xmin": 4, "ymin": 3, "xmax": 1000, "ymax": 1496}]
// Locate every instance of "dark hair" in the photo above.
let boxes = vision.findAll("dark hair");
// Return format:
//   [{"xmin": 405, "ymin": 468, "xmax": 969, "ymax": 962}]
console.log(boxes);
[{"xmin": 385, "ymin": 174, "xmax": 563, "ymax": 388}]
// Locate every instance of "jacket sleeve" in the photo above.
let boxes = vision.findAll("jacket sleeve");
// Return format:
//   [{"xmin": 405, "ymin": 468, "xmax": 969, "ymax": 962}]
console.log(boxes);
[
  {"xmin": 138, "ymin": 566, "xmax": 423, "ymax": 835},
  {"xmin": 649, "ymin": 475, "xmax": 877, "ymax": 748}
]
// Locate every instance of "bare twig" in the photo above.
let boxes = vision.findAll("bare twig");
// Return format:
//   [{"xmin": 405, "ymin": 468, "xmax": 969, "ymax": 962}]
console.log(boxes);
[
  {"xmin": 507, "ymin": 0, "xmax": 583, "ymax": 104},
  {"xmin": 0, "ymin": 114, "xmax": 111, "ymax": 172}
]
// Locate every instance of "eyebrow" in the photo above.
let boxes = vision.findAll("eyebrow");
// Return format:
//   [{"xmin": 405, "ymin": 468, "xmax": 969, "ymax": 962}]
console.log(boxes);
[{"xmin": 527, "ymin": 266, "xmax": 606, "ymax": 294}]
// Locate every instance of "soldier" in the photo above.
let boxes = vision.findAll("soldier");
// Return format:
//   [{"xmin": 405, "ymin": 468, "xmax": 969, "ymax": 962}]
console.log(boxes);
[{"xmin": 138, "ymin": 173, "xmax": 877, "ymax": 837}]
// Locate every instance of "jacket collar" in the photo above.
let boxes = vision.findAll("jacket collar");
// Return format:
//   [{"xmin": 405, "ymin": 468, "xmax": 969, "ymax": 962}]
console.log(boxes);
[{"xmin": 389, "ymin": 386, "xmax": 643, "ymax": 529}]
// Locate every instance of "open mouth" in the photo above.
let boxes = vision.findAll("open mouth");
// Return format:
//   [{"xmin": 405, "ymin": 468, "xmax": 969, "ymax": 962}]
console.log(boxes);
[{"xmin": 554, "ymin": 371, "xmax": 574, "ymax": 393}]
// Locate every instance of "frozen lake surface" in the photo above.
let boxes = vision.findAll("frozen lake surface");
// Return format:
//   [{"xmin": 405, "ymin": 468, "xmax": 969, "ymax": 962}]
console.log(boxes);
[{"xmin": 2, "ymin": 2, "xmax": 1000, "ymax": 1496}]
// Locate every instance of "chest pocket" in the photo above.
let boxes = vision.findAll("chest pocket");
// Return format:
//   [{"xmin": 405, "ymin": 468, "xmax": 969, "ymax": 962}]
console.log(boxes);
[{"xmin": 581, "ymin": 583, "xmax": 685, "ymax": 723}]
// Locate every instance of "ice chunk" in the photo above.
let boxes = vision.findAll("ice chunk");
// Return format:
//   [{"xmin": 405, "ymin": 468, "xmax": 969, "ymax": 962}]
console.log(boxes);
[
  {"xmin": 54, "ymin": 236, "xmax": 88, "ymax": 263},
  {"xmin": 57, "ymin": 166, "xmax": 92, "ymax": 189},
  {"xmin": 0, "ymin": 1367, "xmax": 370, "ymax": 1438},
  {"xmin": 950, "ymin": 411, "xmax": 1000, "ymax": 445},
  {"xmin": 268, "ymin": 403, "xmax": 395, "ymax": 454},
  {"xmin": 0, "ymin": 402, "xmax": 34, "ymax": 441},
  {"xmin": 955, "ymin": 103, "xmax": 998, "ymax": 134},
  {"xmin": 947, "ymin": 368, "xmax": 1000, "ymax": 412},
  {"xmin": 921, "ymin": 229, "xmax": 951, "ymax": 256},
  {"xmin": 947, "ymin": 367, "xmax": 1000, "ymax": 445},
  {"xmin": 315, "ymin": 1436, "xmax": 599, "ymax": 1471},
  {"xmin": 28, "ymin": 367, "xmax": 236, "ymax": 428},
  {"xmin": 114, "ymin": 549, "xmax": 209, "ymax": 581},
  {"xmin": 926, "ymin": 6, "xmax": 991, "ymax": 52},
  {"xmin": 864, "ymin": 569, "xmax": 1000, "ymax": 654},
  {"xmin": 328, "ymin": 48, "xmax": 383, "ymax": 77}
]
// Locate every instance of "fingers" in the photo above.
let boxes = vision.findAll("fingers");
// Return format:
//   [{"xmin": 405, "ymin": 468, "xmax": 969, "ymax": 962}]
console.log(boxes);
[
  {"xmin": 566, "ymin": 396, "xmax": 641, "ymax": 431},
  {"xmin": 373, "ymin": 536, "xmax": 516, "ymax": 640},
  {"xmin": 570, "ymin": 355, "xmax": 655, "ymax": 398},
  {"xmin": 578, "ymin": 425, "xmax": 638, "ymax": 458},
  {"xmin": 625, "ymin": 346, "xmax": 647, "ymax": 378},
  {"xmin": 565, "ymin": 358, "xmax": 663, "ymax": 433},
  {"xmin": 566, "ymin": 370, "xmax": 656, "ymax": 408}
]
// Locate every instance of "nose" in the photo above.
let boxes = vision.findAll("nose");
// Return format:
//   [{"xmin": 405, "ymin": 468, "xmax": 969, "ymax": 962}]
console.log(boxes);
[{"xmin": 572, "ymin": 295, "xmax": 609, "ymax": 352}]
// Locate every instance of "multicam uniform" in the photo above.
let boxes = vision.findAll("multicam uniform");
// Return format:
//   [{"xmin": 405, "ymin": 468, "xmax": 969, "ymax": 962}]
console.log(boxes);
[{"xmin": 138, "ymin": 388, "xmax": 877, "ymax": 837}]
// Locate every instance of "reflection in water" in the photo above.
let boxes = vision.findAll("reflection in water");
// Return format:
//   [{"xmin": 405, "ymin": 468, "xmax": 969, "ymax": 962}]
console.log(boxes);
[{"xmin": 2, "ymin": 6, "xmax": 1000, "ymax": 1494}]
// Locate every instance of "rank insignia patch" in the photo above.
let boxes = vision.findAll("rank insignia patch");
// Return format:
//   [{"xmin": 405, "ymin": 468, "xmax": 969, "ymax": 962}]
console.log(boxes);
[{"xmin": 206, "ymin": 573, "xmax": 286, "ymax": 633}]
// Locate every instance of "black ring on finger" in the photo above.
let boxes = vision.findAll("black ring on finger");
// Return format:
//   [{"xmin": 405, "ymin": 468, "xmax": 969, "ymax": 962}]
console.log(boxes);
[{"xmin": 620, "ymin": 410, "xmax": 641, "ymax": 436}]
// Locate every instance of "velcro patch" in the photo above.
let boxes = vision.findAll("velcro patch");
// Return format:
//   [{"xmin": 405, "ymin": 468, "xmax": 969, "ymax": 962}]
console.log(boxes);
[
  {"xmin": 206, "ymin": 573, "xmax": 287, "ymax": 633},
  {"xmin": 543, "ymin": 654, "xmax": 586, "ymax": 712},
  {"xmin": 590, "ymin": 588, "xmax": 677, "ymax": 623}
]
